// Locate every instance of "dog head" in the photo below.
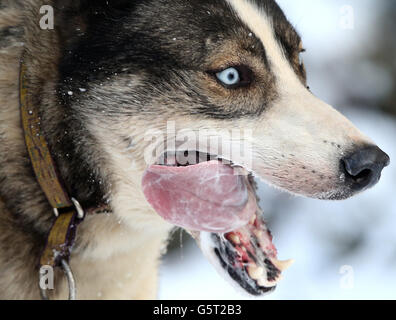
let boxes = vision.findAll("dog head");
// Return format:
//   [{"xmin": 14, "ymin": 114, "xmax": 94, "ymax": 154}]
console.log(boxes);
[
  {"xmin": 58, "ymin": 0, "xmax": 389, "ymax": 201},
  {"xmin": 56, "ymin": 0, "xmax": 390, "ymax": 295}
]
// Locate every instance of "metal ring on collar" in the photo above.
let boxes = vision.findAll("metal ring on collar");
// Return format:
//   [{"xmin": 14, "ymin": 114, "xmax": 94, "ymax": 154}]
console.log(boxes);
[{"xmin": 53, "ymin": 198, "xmax": 85, "ymax": 219}]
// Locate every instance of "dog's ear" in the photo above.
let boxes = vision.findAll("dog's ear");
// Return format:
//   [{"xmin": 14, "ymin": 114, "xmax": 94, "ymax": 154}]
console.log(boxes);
[
  {"xmin": 53, "ymin": 0, "xmax": 135, "ymax": 48},
  {"xmin": 52, "ymin": 0, "xmax": 88, "ymax": 48},
  {"xmin": 77, "ymin": 0, "xmax": 136, "ymax": 11}
]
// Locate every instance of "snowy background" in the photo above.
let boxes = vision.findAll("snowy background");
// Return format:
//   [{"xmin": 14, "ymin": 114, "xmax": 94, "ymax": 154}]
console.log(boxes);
[{"xmin": 158, "ymin": 0, "xmax": 396, "ymax": 300}]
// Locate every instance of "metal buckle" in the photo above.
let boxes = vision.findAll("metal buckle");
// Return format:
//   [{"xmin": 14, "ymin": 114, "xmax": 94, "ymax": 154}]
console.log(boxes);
[
  {"xmin": 71, "ymin": 198, "xmax": 85, "ymax": 219},
  {"xmin": 43, "ymin": 198, "xmax": 84, "ymax": 300},
  {"xmin": 53, "ymin": 198, "xmax": 85, "ymax": 219},
  {"xmin": 40, "ymin": 259, "xmax": 77, "ymax": 300}
]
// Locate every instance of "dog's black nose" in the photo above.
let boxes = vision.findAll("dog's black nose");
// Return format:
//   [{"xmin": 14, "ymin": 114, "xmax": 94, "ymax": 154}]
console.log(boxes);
[{"xmin": 342, "ymin": 145, "xmax": 390, "ymax": 192}]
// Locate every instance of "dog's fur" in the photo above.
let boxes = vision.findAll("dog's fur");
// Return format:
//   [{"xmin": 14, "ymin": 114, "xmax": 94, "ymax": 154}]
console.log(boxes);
[{"xmin": 0, "ymin": 0, "xmax": 381, "ymax": 299}]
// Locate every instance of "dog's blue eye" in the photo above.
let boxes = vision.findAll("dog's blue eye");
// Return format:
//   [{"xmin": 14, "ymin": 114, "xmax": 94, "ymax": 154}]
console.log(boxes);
[{"xmin": 216, "ymin": 67, "xmax": 240, "ymax": 86}]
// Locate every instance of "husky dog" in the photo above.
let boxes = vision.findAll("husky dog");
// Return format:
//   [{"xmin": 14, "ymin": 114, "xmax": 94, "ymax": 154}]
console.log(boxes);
[{"xmin": 0, "ymin": 0, "xmax": 390, "ymax": 299}]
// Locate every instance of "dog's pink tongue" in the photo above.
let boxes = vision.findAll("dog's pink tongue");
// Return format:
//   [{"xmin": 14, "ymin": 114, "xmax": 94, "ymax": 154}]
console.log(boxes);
[{"xmin": 142, "ymin": 161, "xmax": 257, "ymax": 233}]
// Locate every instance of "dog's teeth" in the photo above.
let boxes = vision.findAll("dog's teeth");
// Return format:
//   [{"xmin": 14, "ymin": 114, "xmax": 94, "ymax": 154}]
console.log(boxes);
[
  {"xmin": 254, "ymin": 230, "xmax": 264, "ymax": 238},
  {"xmin": 247, "ymin": 265, "xmax": 264, "ymax": 280},
  {"xmin": 272, "ymin": 259, "xmax": 295, "ymax": 272},
  {"xmin": 257, "ymin": 279, "xmax": 273, "ymax": 288},
  {"xmin": 229, "ymin": 234, "xmax": 241, "ymax": 245},
  {"xmin": 232, "ymin": 166, "xmax": 249, "ymax": 176},
  {"xmin": 232, "ymin": 166, "xmax": 249, "ymax": 177},
  {"xmin": 187, "ymin": 230, "xmax": 200, "ymax": 241},
  {"xmin": 257, "ymin": 274, "xmax": 282, "ymax": 288}
]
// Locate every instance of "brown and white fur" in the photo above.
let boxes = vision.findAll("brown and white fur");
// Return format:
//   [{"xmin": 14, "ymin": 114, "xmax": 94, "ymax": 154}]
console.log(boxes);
[{"xmin": 0, "ymin": 0, "xmax": 389, "ymax": 299}]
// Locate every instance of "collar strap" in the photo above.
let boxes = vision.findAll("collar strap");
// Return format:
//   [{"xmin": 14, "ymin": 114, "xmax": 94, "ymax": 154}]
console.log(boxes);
[
  {"xmin": 20, "ymin": 59, "xmax": 90, "ymax": 300},
  {"xmin": 20, "ymin": 63, "xmax": 74, "ymax": 210}
]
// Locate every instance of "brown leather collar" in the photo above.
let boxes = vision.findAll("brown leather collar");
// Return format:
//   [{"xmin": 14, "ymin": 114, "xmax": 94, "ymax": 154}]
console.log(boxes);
[{"xmin": 19, "ymin": 59, "xmax": 110, "ymax": 299}]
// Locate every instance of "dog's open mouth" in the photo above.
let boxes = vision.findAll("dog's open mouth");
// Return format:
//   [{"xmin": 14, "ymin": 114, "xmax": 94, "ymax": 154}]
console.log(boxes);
[{"xmin": 142, "ymin": 152, "xmax": 293, "ymax": 296}]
